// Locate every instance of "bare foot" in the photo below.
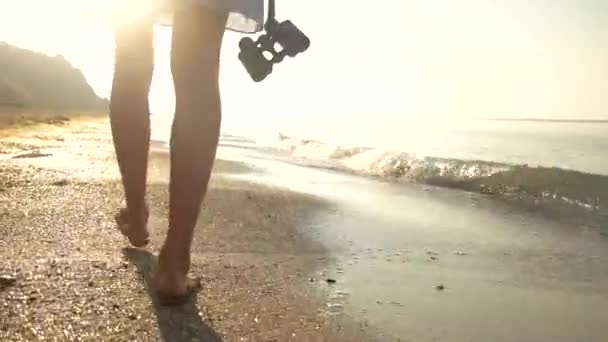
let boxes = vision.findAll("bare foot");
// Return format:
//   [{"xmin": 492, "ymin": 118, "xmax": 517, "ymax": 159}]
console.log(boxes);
[
  {"xmin": 114, "ymin": 206, "xmax": 150, "ymax": 247},
  {"xmin": 155, "ymin": 247, "xmax": 201, "ymax": 306},
  {"xmin": 156, "ymin": 276, "xmax": 202, "ymax": 306}
]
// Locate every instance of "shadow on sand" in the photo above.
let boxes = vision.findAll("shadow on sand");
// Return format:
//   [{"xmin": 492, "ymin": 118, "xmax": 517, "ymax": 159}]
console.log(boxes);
[{"xmin": 122, "ymin": 248, "xmax": 221, "ymax": 342}]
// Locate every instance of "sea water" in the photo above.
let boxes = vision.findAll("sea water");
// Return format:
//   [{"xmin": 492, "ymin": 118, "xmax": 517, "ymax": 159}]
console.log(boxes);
[{"xmin": 152, "ymin": 114, "xmax": 608, "ymax": 213}]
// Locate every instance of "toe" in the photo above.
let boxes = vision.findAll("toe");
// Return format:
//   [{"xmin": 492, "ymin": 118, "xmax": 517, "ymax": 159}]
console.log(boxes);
[{"xmin": 114, "ymin": 208, "xmax": 150, "ymax": 247}]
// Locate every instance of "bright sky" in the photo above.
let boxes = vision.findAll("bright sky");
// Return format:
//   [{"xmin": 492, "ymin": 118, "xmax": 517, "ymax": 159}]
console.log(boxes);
[{"xmin": 1, "ymin": 0, "xmax": 607, "ymax": 134}]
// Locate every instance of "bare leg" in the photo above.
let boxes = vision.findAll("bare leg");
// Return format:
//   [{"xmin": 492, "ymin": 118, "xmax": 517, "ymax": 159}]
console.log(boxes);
[
  {"xmin": 110, "ymin": 17, "xmax": 154, "ymax": 247},
  {"xmin": 156, "ymin": 8, "xmax": 228, "ymax": 300}
]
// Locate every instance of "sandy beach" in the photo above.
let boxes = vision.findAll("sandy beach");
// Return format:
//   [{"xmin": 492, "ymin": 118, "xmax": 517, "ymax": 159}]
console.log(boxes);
[
  {"xmin": 0, "ymin": 114, "xmax": 372, "ymax": 341},
  {"xmin": 2, "ymin": 113, "xmax": 608, "ymax": 342}
]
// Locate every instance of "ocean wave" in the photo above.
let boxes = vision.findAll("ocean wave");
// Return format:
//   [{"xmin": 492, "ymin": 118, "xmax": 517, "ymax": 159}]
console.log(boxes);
[{"xmin": 272, "ymin": 134, "xmax": 606, "ymax": 213}]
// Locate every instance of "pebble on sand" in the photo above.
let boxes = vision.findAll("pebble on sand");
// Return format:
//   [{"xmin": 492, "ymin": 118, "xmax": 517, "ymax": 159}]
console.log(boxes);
[
  {"xmin": 12, "ymin": 151, "xmax": 53, "ymax": 159},
  {"xmin": 0, "ymin": 275, "xmax": 17, "ymax": 287},
  {"xmin": 52, "ymin": 179, "xmax": 69, "ymax": 186}
]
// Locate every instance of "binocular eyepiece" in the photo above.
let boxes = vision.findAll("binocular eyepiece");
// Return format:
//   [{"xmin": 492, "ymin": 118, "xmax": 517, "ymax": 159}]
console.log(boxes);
[{"xmin": 238, "ymin": 1, "xmax": 310, "ymax": 82}]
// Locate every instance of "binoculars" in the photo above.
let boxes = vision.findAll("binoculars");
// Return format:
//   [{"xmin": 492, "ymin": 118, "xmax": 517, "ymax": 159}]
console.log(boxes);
[{"xmin": 238, "ymin": 0, "xmax": 310, "ymax": 82}]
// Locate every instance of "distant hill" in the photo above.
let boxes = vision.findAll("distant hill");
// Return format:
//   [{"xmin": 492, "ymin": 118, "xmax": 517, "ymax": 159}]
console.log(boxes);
[{"xmin": 0, "ymin": 42, "xmax": 108, "ymax": 111}]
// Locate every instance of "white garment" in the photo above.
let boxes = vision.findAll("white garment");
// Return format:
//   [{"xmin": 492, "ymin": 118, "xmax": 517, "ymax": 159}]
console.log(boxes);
[{"xmin": 159, "ymin": 0, "xmax": 265, "ymax": 33}]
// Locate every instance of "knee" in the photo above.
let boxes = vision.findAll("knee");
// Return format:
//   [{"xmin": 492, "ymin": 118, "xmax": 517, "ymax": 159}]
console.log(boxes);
[
  {"xmin": 112, "ymin": 24, "xmax": 154, "ymax": 98},
  {"xmin": 171, "ymin": 58, "xmax": 221, "ymax": 113},
  {"xmin": 113, "ymin": 49, "xmax": 154, "ymax": 88},
  {"xmin": 170, "ymin": 53, "xmax": 220, "ymax": 93},
  {"xmin": 110, "ymin": 50, "xmax": 154, "ymax": 115}
]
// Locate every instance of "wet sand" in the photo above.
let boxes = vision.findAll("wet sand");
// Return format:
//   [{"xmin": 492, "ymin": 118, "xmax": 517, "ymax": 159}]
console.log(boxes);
[
  {"xmin": 0, "ymin": 116, "xmax": 372, "ymax": 341},
  {"xmin": 220, "ymin": 141, "xmax": 608, "ymax": 342}
]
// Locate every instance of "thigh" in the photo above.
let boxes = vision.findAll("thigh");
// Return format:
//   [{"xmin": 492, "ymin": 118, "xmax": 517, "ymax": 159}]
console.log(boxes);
[{"xmin": 170, "ymin": 8, "xmax": 228, "ymax": 87}]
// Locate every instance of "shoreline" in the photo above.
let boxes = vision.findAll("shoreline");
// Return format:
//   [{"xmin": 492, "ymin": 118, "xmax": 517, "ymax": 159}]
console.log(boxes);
[
  {"xmin": 216, "ymin": 135, "xmax": 608, "ymax": 341},
  {"xmin": 260, "ymin": 133, "xmax": 608, "ymax": 234},
  {"xmin": 0, "ymin": 115, "xmax": 375, "ymax": 340}
]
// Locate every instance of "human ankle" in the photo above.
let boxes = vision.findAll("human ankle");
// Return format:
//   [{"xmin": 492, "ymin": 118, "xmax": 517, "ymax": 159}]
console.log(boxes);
[
  {"xmin": 159, "ymin": 244, "xmax": 190, "ymax": 274},
  {"xmin": 127, "ymin": 200, "xmax": 148, "ymax": 215}
]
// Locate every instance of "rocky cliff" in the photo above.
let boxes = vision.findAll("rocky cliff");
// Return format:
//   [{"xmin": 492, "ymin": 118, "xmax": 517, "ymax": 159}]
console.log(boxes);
[{"xmin": 0, "ymin": 42, "xmax": 108, "ymax": 111}]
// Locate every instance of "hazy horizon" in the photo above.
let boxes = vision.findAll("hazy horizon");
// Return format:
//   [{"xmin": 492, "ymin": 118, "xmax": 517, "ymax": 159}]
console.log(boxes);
[{"xmin": 0, "ymin": 0, "xmax": 606, "ymax": 127}]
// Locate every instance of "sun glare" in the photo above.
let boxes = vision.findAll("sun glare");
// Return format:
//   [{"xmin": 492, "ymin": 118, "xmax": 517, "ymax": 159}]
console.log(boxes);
[{"xmin": 10, "ymin": 0, "xmax": 165, "ymax": 28}]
